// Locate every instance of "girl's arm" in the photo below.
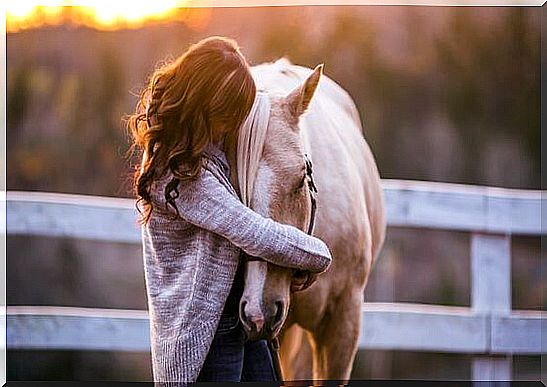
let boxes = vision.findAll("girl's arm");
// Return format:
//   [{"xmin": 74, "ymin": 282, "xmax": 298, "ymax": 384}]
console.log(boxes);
[{"xmin": 158, "ymin": 167, "xmax": 332, "ymax": 273}]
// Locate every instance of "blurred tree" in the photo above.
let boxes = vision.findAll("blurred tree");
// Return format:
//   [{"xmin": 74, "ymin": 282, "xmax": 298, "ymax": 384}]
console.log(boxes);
[{"xmin": 435, "ymin": 8, "xmax": 540, "ymax": 187}]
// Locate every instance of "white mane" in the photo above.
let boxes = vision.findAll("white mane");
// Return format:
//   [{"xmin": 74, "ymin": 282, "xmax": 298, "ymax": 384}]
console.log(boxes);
[{"xmin": 236, "ymin": 91, "xmax": 271, "ymax": 206}]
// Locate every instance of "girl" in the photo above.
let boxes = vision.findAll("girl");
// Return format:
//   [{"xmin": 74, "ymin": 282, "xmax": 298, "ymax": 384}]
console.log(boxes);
[{"xmin": 127, "ymin": 36, "xmax": 332, "ymax": 383}]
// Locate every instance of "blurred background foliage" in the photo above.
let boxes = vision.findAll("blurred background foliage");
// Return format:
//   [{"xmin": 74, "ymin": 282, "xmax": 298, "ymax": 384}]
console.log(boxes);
[
  {"xmin": 6, "ymin": 5, "xmax": 543, "ymax": 381},
  {"xmin": 7, "ymin": 7, "xmax": 540, "ymax": 195}
]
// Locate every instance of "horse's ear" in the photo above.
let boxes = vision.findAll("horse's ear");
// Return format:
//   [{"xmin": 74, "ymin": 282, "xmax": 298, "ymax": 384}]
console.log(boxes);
[{"xmin": 285, "ymin": 64, "xmax": 323, "ymax": 118}]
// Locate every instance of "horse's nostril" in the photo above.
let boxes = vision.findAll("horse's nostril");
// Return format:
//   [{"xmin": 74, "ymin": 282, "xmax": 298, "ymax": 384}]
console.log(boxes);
[
  {"xmin": 240, "ymin": 300, "xmax": 247, "ymax": 316},
  {"xmin": 272, "ymin": 300, "xmax": 284, "ymax": 328},
  {"xmin": 240, "ymin": 300, "xmax": 249, "ymax": 324}
]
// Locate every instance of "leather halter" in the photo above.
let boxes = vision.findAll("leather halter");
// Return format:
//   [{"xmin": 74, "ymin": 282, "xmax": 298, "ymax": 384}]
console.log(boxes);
[{"xmin": 303, "ymin": 153, "xmax": 318, "ymax": 236}]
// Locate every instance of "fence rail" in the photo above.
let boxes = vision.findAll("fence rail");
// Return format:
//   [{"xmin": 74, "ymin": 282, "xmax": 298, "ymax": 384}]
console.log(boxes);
[
  {"xmin": 8, "ymin": 304, "xmax": 545, "ymax": 354},
  {"xmin": 5, "ymin": 179, "xmax": 547, "ymax": 381}
]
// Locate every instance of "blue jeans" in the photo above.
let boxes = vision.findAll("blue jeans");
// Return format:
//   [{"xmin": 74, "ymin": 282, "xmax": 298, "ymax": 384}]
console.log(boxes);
[{"xmin": 196, "ymin": 313, "xmax": 278, "ymax": 382}]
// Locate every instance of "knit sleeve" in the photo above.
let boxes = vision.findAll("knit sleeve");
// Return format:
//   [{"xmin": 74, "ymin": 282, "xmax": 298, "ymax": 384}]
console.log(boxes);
[{"xmin": 168, "ymin": 167, "xmax": 332, "ymax": 273}]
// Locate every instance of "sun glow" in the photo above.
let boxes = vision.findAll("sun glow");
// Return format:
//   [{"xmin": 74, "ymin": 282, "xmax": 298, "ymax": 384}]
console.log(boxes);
[{"xmin": 6, "ymin": 1, "xmax": 210, "ymax": 32}]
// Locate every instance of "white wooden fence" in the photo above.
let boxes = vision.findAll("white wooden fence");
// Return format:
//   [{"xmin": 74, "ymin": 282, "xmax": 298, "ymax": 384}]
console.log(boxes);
[{"xmin": 5, "ymin": 179, "xmax": 546, "ymax": 381}]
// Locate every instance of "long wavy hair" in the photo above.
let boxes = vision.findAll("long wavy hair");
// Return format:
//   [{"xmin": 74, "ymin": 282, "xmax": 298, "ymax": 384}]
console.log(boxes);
[{"xmin": 127, "ymin": 36, "xmax": 256, "ymax": 225}]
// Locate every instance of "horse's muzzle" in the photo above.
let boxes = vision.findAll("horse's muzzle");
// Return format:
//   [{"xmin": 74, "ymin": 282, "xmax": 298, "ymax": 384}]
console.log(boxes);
[{"xmin": 240, "ymin": 299, "xmax": 285, "ymax": 341}]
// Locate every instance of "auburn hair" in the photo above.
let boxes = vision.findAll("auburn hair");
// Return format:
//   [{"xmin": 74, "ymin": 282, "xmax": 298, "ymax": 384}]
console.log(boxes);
[{"xmin": 126, "ymin": 36, "xmax": 256, "ymax": 225}]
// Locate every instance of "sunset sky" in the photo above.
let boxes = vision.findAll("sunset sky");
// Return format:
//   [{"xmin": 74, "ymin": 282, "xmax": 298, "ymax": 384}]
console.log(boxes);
[
  {"xmin": 6, "ymin": 2, "xmax": 193, "ymax": 32},
  {"xmin": 6, "ymin": 0, "xmax": 540, "ymax": 32}
]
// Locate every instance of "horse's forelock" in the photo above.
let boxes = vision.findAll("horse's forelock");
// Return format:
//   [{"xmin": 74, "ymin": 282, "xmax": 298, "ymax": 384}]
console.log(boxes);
[{"xmin": 237, "ymin": 91, "xmax": 271, "ymax": 207}]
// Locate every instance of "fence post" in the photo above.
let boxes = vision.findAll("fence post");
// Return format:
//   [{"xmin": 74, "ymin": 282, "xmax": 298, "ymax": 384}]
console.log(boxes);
[{"xmin": 470, "ymin": 232, "xmax": 512, "ymax": 382}]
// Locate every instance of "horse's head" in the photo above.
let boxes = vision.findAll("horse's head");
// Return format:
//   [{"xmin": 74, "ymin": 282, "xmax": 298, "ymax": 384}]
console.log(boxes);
[{"xmin": 236, "ymin": 63, "xmax": 324, "ymax": 340}]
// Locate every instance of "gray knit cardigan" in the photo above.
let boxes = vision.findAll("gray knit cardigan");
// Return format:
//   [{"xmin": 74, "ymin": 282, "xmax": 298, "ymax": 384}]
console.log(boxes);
[{"xmin": 140, "ymin": 142, "xmax": 332, "ymax": 383}]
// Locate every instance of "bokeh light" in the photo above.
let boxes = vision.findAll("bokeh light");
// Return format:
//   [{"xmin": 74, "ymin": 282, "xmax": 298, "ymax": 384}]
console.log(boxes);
[{"xmin": 6, "ymin": 1, "xmax": 198, "ymax": 32}]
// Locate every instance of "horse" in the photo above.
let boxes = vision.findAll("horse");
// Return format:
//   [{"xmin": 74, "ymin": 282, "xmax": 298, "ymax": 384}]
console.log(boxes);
[{"xmin": 223, "ymin": 57, "xmax": 386, "ymax": 382}]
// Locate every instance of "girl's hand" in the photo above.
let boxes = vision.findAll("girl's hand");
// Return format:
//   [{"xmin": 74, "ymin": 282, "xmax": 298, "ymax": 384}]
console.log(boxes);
[{"xmin": 291, "ymin": 269, "xmax": 320, "ymax": 292}]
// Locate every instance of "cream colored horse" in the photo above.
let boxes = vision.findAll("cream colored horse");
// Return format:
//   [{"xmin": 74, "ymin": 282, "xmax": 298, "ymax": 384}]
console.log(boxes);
[{"xmin": 224, "ymin": 58, "xmax": 386, "ymax": 382}]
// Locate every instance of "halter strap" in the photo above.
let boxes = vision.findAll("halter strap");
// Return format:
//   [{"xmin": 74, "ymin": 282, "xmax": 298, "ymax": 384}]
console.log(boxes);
[{"xmin": 304, "ymin": 153, "xmax": 318, "ymax": 235}]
